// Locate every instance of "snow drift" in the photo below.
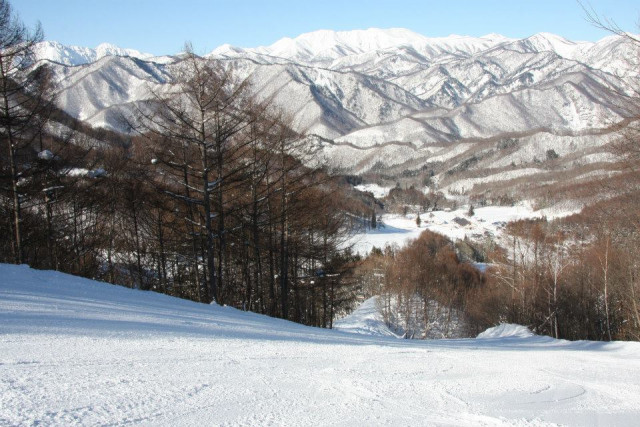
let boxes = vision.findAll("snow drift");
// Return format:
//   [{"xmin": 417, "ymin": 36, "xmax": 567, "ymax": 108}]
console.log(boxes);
[{"xmin": 477, "ymin": 324, "xmax": 536, "ymax": 339}]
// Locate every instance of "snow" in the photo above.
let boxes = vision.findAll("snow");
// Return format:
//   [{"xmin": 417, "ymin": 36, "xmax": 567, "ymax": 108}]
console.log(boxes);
[
  {"xmin": 2, "ymin": 264, "xmax": 640, "ymax": 425},
  {"xmin": 477, "ymin": 324, "xmax": 536, "ymax": 339},
  {"xmin": 444, "ymin": 168, "xmax": 544, "ymax": 193},
  {"xmin": 346, "ymin": 204, "xmax": 573, "ymax": 256},
  {"xmin": 61, "ymin": 167, "xmax": 107, "ymax": 178},
  {"xmin": 209, "ymin": 28, "xmax": 507, "ymax": 64},
  {"xmin": 521, "ymin": 33, "xmax": 592, "ymax": 60},
  {"xmin": 345, "ymin": 215, "xmax": 424, "ymax": 256},
  {"xmin": 354, "ymin": 183, "xmax": 392, "ymax": 198},
  {"xmin": 37, "ymin": 149, "xmax": 54, "ymax": 161},
  {"xmin": 333, "ymin": 296, "xmax": 398, "ymax": 337},
  {"xmin": 87, "ymin": 168, "xmax": 107, "ymax": 178},
  {"xmin": 34, "ymin": 41, "xmax": 155, "ymax": 66},
  {"xmin": 63, "ymin": 167, "xmax": 90, "ymax": 177}
]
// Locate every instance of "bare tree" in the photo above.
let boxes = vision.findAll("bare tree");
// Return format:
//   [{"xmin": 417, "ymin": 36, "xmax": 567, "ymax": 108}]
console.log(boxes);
[
  {"xmin": 0, "ymin": 0, "xmax": 53, "ymax": 264},
  {"xmin": 136, "ymin": 45, "xmax": 266, "ymax": 303},
  {"xmin": 580, "ymin": 2, "xmax": 640, "ymax": 164}
]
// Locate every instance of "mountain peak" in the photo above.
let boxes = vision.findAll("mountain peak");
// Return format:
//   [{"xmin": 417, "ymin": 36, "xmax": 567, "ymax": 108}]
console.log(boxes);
[
  {"xmin": 33, "ymin": 41, "xmax": 154, "ymax": 66},
  {"xmin": 518, "ymin": 32, "xmax": 592, "ymax": 59},
  {"xmin": 480, "ymin": 33, "xmax": 512, "ymax": 42},
  {"xmin": 261, "ymin": 28, "xmax": 429, "ymax": 60},
  {"xmin": 208, "ymin": 28, "xmax": 515, "ymax": 63},
  {"xmin": 282, "ymin": 27, "xmax": 427, "ymax": 45}
]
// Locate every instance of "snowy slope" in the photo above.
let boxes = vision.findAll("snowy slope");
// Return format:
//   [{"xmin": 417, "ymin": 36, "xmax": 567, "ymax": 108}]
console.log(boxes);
[
  {"xmin": 2, "ymin": 264, "xmax": 640, "ymax": 426},
  {"xmin": 477, "ymin": 324, "xmax": 536, "ymax": 339},
  {"xmin": 333, "ymin": 296, "xmax": 398, "ymax": 337},
  {"xmin": 209, "ymin": 28, "xmax": 512, "ymax": 65},
  {"xmin": 345, "ymin": 214, "xmax": 425, "ymax": 256},
  {"xmin": 34, "ymin": 41, "xmax": 158, "ymax": 66},
  {"xmin": 345, "ymin": 204, "xmax": 572, "ymax": 256},
  {"xmin": 33, "ymin": 29, "xmax": 639, "ymax": 190}
]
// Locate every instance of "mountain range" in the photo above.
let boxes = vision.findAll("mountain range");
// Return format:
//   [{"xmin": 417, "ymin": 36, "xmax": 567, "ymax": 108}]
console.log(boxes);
[{"xmin": 34, "ymin": 28, "xmax": 638, "ymax": 202}]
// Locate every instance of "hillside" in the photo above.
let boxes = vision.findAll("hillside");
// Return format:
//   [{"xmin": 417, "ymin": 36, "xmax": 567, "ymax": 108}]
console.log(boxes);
[
  {"xmin": 32, "ymin": 29, "xmax": 639, "ymax": 200},
  {"xmin": 2, "ymin": 264, "xmax": 640, "ymax": 425}
]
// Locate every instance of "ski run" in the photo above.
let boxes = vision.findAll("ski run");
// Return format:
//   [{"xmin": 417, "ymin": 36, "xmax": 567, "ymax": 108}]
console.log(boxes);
[{"xmin": 2, "ymin": 263, "xmax": 639, "ymax": 426}]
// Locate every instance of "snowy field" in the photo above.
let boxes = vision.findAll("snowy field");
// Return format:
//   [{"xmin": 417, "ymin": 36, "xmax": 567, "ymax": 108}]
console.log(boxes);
[
  {"xmin": 354, "ymin": 183, "xmax": 392, "ymax": 199},
  {"xmin": 346, "ymin": 204, "xmax": 574, "ymax": 256},
  {"xmin": 2, "ymin": 264, "xmax": 640, "ymax": 426}
]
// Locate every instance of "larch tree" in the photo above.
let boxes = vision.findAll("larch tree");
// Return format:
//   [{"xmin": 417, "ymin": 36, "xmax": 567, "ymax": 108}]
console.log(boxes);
[
  {"xmin": 135, "ymin": 44, "xmax": 259, "ymax": 303},
  {"xmin": 0, "ymin": 0, "xmax": 53, "ymax": 264}
]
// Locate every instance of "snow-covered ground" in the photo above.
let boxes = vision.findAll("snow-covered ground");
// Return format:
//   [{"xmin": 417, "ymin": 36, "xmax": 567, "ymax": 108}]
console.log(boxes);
[
  {"xmin": 333, "ymin": 296, "xmax": 399, "ymax": 338},
  {"xmin": 346, "ymin": 204, "xmax": 575, "ymax": 256},
  {"xmin": 353, "ymin": 183, "xmax": 392, "ymax": 199},
  {"xmin": 345, "ymin": 215, "xmax": 425, "ymax": 256},
  {"xmin": 2, "ymin": 264, "xmax": 640, "ymax": 426}
]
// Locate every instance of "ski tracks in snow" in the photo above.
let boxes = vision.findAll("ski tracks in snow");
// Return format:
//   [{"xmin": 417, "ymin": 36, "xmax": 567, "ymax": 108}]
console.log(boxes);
[{"xmin": 2, "ymin": 264, "xmax": 640, "ymax": 426}]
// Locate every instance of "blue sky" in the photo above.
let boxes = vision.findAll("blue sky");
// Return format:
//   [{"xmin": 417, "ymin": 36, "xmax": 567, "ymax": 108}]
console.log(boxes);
[{"xmin": 12, "ymin": 0, "xmax": 640, "ymax": 55}]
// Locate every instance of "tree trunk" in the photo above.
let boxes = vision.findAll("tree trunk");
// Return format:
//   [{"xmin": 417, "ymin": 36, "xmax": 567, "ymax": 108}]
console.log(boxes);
[{"xmin": 201, "ymin": 144, "xmax": 218, "ymax": 303}]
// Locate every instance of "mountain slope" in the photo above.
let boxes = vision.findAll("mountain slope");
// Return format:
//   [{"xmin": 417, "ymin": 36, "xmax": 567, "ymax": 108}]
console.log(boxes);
[
  {"xmin": 2, "ymin": 264, "xmax": 640, "ymax": 425},
  {"xmin": 34, "ymin": 41, "xmax": 158, "ymax": 66},
  {"xmin": 209, "ymin": 28, "xmax": 513, "ymax": 65},
  {"xmin": 34, "ymin": 29, "xmax": 639, "ymax": 196}
]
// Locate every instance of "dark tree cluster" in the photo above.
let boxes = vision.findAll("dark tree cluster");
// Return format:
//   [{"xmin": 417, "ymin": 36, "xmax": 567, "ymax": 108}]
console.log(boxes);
[
  {"xmin": 384, "ymin": 185, "xmax": 446, "ymax": 214},
  {"xmin": 0, "ymin": 4, "xmax": 364, "ymax": 326}
]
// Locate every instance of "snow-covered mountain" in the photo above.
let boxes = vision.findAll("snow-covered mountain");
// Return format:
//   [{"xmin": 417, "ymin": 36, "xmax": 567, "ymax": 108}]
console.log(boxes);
[
  {"xmin": 35, "ymin": 28, "xmax": 639, "ymax": 197},
  {"xmin": 209, "ymin": 28, "xmax": 513, "ymax": 65},
  {"xmin": 33, "ymin": 41, "xmax": 158, "ymax": 66}
]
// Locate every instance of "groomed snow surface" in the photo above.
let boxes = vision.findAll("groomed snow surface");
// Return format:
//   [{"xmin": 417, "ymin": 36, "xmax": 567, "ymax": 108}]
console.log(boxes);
[{"xmin": 2, "ymin": 265, "xmax": 640, "ymax": 426}]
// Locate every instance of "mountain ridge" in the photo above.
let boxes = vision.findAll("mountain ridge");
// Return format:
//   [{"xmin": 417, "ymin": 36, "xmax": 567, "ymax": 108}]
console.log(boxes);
[
  {"xmin": 32, "ymin": 28, "xmax": 639, "ymax": 200},
  {"xmin": 34, "ymin": 28, "xmax": 621, "ymax": 67},
  {"xmin": 33, "ymin": 40, "xmax": 158, "ymax": 66}
]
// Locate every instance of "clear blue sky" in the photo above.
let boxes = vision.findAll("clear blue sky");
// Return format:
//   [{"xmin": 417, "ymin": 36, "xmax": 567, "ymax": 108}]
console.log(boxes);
[{"xmin": 12, "ymin": 0, "xmax": 640, "ymax": 55}]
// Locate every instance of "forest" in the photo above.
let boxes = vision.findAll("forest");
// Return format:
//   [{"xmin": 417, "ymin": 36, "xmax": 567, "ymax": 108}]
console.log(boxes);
[
  {"xmin": 0, "ymin": 2, "xmax": 376, "ymax": 327},
  {"xmin": 353, "ymin": 200, "xmax": 640, "ymax": 341}
]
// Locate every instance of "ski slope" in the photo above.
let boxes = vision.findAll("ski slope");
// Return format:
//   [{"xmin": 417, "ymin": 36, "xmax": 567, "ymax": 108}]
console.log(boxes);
[
  {"xmin": 2, "ymin": 264, "xmax": 640, "ymax": 426},
  {"xmin": 333, "ymin": 296, "xmax": 399, "ymax": 338}
]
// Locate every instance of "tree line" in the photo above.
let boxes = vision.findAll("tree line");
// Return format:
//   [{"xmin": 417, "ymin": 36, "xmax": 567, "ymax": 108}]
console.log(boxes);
[{"xmin": 352, "ymin": 203, "xmax": 640, "ymax": 341}]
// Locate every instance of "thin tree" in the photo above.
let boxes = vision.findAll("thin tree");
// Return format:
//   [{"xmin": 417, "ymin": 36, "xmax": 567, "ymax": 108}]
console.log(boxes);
[
  {"xmin": 135, "ymin": 45, "xmax": 262, "ymax": 303},
  {"xmin": 0, "ymin": 0, "xmax": 52, "ymax": 263}
]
